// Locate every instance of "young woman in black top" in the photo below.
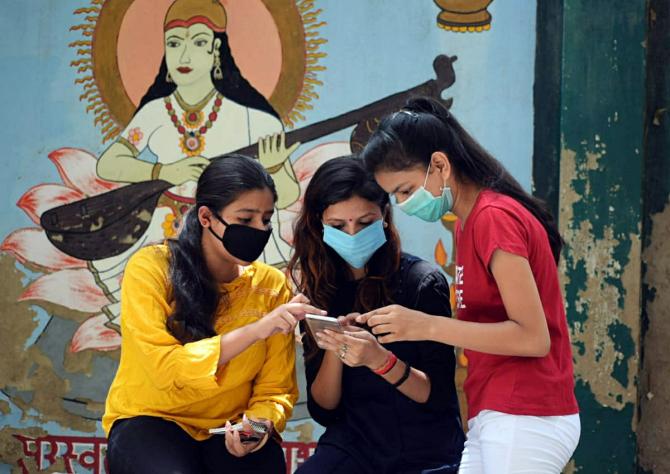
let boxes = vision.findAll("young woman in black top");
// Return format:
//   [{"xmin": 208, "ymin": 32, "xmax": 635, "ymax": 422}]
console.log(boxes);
[{"xmin": 287, "ymin": 156, "xmax": 464, "ymax": 474}]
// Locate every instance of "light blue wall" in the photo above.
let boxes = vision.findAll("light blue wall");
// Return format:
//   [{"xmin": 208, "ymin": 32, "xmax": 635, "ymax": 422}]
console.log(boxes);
[{"xmin": 0, "ymin": 1, "xmax": 536, "ymax": 472}]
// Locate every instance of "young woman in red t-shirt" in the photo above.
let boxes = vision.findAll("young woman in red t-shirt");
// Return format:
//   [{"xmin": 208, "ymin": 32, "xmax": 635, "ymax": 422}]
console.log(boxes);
[{"xmin": 358, "ymin": 97, "xmax": 580, "ymax": 473}]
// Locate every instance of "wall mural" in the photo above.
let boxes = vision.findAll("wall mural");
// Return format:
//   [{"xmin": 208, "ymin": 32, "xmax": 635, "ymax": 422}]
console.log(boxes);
[
  {"xmin": 0, "ymin": 1, "xmax": 538, "ymax": 472},
  {"xmin": 433, "ymin": 0, "xmax": 494, "ymax": 32}
]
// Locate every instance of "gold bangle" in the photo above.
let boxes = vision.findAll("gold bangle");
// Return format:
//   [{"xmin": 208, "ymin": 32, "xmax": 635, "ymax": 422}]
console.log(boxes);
[
  {"xmin": 151, "ymin": 163, "xmax": 163, "ymax": 180},
  {"xmin": 265, "ymin": 161, "xmax": 285, "ymax": 174},
  {"xmin": 117, "ymin": 136, "xmax": 139, "ymax": 157}
]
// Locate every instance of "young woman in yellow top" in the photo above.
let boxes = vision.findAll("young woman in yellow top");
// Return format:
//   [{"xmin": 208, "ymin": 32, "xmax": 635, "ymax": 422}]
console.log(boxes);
[{"xmin": 103, "ymin": 155, "xmax": 324, "ymax": 473}]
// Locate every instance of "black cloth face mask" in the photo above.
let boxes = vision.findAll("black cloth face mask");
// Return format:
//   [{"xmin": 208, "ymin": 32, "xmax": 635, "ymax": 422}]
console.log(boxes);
[{"xmin": 208, "ymin": 212, "xmax": 272, "ymax": 263}]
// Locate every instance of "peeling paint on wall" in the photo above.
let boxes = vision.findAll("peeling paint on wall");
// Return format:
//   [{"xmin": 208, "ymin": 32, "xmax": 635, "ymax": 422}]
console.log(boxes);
[
  {"xmin": 558, "ymin": 1, "xmax": 647, "ymax": 470},
  {"xmin": 0, "ymin": 257, "xmax": 101, "ymax": 434},
  {"xmin": 559, "ymin": 137, "xmax": 641, "ymax": 470},
  {"xmin": 559, "ymin": 144, "xmax": 640, "ymax": 413},
  {"xmin": 0, "ymin": 427, "xmax": 50, "ymax": 474},
  {"xmin": 0, "ymin": 256, "xmax": 100, "ymax": 468},
  {"xmin": 638, "ymin": 201, "xmax": 670, "ymax": 473}
]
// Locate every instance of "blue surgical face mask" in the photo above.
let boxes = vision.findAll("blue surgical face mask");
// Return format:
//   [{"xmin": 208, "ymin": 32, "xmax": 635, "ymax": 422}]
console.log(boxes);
[
  {"xmin": 396, "ymin": 164, "xmax": 453, "ymax": 222},
  {"xmin": 322, "ymin": 219, "xmax": 387, "ymax": 269}
]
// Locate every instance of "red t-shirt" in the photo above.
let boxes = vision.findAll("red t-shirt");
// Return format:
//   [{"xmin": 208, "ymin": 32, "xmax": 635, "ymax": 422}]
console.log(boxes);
[{"xmin": 454, "ymin": 190, "xmax": 579, "ymax": 419}]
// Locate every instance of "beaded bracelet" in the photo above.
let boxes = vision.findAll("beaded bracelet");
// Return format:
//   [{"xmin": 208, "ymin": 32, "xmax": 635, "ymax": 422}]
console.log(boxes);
[
  {"xmin": 373, "ymin": 352, "xmax": 398, "ymax": 375},
  {"xmin": 392, "ymin": 362, "xmax": 412, "ymax": 388}
]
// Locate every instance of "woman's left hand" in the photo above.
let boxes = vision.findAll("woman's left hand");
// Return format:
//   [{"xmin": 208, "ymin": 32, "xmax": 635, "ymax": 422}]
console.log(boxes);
[
  {"xmin": 356, "ymin": 305, "xmax": 431, "ymax": 343},
  {"xmin": 316, "ymin": 327, "xmax": 388, "ymax": 370},
  {"xmin": 223, "ymin": 416, "xmax": 273, "ymax": 457},
  {"xmin": 258, "ymin": 132, "xmax": 300, "ymax": 171}
]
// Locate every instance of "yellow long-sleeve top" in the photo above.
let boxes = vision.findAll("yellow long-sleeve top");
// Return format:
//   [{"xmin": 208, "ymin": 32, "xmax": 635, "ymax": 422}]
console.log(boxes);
[{"xmin": 102, "ymin": 245, "xmax": 298, "ymax": 440}]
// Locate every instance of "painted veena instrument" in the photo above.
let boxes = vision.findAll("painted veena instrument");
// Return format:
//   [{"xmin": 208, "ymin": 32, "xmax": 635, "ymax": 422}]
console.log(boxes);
[{"xmin": 40, "ymin": 55, "xmax": 457, "ymax": 260}]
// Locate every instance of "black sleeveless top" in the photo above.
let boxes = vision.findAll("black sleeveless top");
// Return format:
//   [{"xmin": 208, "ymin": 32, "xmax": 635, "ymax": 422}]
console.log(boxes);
[{"xmin": 300, "ymin": 254, "xmax": 464, "ymax": 473}]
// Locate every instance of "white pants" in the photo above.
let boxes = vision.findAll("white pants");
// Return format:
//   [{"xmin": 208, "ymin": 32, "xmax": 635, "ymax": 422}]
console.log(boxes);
[{"xmin": 458, "ymin": 410, "xmax": 580, "ymax": 474}]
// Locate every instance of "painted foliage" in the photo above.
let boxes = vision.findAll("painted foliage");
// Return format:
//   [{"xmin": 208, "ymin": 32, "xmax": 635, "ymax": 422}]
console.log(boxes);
[{"xmin": 0, "ymin": 1, "xmax": 539, "ymax": 472}]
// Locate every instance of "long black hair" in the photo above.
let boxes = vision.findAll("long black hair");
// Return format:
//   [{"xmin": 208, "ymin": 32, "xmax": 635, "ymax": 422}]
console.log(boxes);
[
  {"xmin": 287, "ymin": 156, "xmax": 402, "ymax": 358},
  {"xmin": 166, "ymin": 154, "xmax": 277, "ymax": 344},
  {"xmin": 137, "ymin": 31, "xmax": 279, "ymax": 119},
  {"xmin": 362, "ymin": 97, "xmax": 564, "ymax": 263}
]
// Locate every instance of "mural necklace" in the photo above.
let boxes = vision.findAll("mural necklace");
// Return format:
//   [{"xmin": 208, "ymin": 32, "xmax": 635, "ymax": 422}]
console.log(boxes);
[{"xmin": 164, "ymin": 89, "xmax": 222, "ymax": 156}]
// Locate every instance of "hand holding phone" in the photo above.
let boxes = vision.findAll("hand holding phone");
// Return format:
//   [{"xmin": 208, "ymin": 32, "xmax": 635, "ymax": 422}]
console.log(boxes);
[
  {"xmin": 209, "ymin": 418, "xmax": 268, "ymax": 443},
  {"xmin": 305, "ymin": 313, "xmax": 343, "ymax": 335}
]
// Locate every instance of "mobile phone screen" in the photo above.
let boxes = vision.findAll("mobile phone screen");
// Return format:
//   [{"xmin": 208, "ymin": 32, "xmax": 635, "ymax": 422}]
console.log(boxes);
[{"xmin": 305, "ymin": 314, "xmax": 343, "ymax": 334}]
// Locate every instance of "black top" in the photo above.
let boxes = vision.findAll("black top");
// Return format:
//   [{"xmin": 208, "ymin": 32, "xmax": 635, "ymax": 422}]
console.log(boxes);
[{"xmin": 301, "ymin": 254, "xmax": 465, "ymax": 473}]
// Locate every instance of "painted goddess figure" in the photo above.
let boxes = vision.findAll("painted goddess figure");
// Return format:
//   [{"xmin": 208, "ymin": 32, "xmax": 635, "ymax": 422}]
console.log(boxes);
[{"xmin": 92, "ymin": 0, "xmax": 299, "ymax": 326}]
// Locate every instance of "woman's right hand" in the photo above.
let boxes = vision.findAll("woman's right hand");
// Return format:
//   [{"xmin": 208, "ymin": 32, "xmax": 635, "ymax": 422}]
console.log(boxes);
[
  {"xmin": 159, "ymin": 156, "xmax": 210, "ymax": 185},
  {"xmin": 316, "ymin": 326, "xmax": 388, "ymax": 370},
  {"xmin": 253, "ymin": 294, "xmax": 325, "ymax": 340}
]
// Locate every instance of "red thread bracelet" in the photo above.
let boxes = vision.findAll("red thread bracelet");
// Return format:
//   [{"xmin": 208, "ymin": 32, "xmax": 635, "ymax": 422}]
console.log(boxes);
[{"xmin": 373, "ymin": 352, "xmax": 398, "ymax": 375}]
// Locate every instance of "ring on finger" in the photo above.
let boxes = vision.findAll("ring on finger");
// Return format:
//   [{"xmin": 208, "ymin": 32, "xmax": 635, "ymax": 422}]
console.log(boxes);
[{"xmin": 338, "ymin": 344, "xmax": 348, "ymax": 359}]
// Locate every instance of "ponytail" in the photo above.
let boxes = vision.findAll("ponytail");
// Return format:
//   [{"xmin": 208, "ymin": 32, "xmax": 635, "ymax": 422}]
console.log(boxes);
[
  {"xmin": 166, "ymin": 210, "xmax": 221, "ymax": 343},
  {"xmin": 362, "ymin": 97, "xmax": 564, "ymax": 262}
]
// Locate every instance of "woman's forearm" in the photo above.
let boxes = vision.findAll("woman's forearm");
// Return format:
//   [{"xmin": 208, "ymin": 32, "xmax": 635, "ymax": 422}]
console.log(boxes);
[
  {"xmin": 310, "ymin": 351, "xmax": 344, "ymax": 410},
  {"xmin": 217, "ymin": 324, "xmax": 263, "ymax": 366},
  {"xmin": 427, "ymin": 316, "xmax": 550, "ymax": 357},
  {"xmin": 379, "ymin": 359, "xmax": 431, "ymax": 403}
]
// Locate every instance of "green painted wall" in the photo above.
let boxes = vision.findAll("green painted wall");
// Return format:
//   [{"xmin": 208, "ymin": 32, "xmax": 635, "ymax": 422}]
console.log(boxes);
[{"xmin": 552, "ymin": 0, "xmax": 647, "ymax": 471}]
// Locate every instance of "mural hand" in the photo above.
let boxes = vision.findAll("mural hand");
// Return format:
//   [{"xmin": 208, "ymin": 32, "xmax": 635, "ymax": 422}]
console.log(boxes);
[
  {"xmin": 159, "ymin": 156, "xmax": 210, "ymax": 185},
  {"xmin": 258, "ymin": 132, "xmax": 300, "ymax": 171}
]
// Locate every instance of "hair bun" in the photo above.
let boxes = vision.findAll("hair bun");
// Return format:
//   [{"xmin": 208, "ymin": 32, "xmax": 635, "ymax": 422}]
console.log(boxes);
[{"xmin": 403, "ymin": 96, "xmax": 451, "ymax": 122}]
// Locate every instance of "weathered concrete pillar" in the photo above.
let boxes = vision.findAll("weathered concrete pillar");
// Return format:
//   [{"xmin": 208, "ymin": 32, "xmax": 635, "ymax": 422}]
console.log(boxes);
[
  {"xmin": 552, "ymin": 0, "xmax": 647, "ymax": 471},
  {"xmin": 638, "ymin": 0, "xmax": 670, "ymax": 472}
]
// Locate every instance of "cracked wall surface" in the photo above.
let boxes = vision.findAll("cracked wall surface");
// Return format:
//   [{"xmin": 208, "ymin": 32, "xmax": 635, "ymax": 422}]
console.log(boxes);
[
  {"xmin": 558, "ymin": 1, "xmax": 647, "ymax": 471},
  {"xmin": 637, "ymin": 0, "xmax": 670, "ymax": 471},
  {"xmin": 638, "ymin": 202, "xmax": 670, "ymax": 473}
]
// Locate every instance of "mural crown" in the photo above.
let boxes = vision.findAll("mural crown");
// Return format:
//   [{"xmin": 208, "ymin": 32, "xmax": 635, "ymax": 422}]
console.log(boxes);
[{"xmin": 164, "ymin": 0, "xmax": 227, "ymax": 32}]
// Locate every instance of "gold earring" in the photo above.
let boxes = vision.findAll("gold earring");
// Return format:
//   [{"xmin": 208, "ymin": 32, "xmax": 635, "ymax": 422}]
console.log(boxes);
[
  {"xmin": 166, "ymin": 71, "xmax": 173, "ymax": 83},
  {"xmin": 213, "ymin": 52, "xmax": 223, "ymax": 80}
]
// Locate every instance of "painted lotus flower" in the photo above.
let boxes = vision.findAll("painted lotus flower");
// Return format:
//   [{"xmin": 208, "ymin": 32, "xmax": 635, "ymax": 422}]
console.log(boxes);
[
  {"xmin": 2, "ymin": 148, "xmax": 123, "ymax": 352},
  {"xmin": 1, "ymin": 143, "xmax": 349, "ymax": 353}
]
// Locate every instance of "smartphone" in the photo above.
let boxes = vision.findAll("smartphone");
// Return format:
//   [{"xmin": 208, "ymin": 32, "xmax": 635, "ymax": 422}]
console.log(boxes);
[
  {"xmin": 305, "ymin": 313, "xmax": 343, "ymax": 335},
  {"xmin": 209, "ymin": 419, "xmax": 268, "ymax": 442}
]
